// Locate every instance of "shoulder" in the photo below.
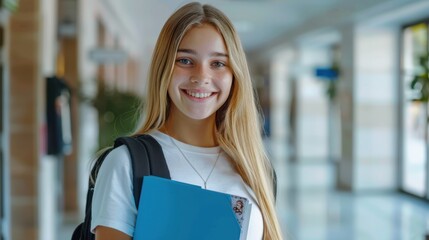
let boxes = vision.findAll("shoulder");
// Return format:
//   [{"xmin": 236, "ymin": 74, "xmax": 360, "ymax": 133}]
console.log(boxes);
[
  {"xmin": 91, "ymin": 144, "xmax": 136, "ymax": 236},
  {"xmin": 147, "ymin": 131, "xmax": 171, "ymax": 146},
  {"xmin": 97, "ymin": 145, "xmax": 132, "ymax": 181},
  {"xmin": 146, "ymin": 131, "xmax": 176, "ymax": 153},
  {"xmin": 104, "ymin": 144, "xmax": 131, "ymax": 162}
]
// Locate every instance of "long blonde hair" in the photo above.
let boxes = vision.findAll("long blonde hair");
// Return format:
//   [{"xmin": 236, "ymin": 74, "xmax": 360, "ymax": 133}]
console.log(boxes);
[{"xmin": 136, "ymin": 2, "xmax": 283, "ymax": 239}]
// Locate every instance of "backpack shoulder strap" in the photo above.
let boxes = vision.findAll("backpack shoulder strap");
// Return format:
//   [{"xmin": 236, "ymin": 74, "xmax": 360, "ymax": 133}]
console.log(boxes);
[
  {"xmin": 114, "ymin": 134, "xmax": 170, "ymax": 208},
  {"xmin": 136, "ymin": 134, "xmax": 171, "ymax": 178}
]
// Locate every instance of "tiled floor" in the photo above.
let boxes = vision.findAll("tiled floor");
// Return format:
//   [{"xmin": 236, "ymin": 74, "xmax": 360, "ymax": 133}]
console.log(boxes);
[
  {"xmin": 280, "ymin": 178, "xmax": 429, "ymax": 239},
  {"xmin": 61, "ymin": 139, "xmax": 429, "ymax": 240},
  {"xmin": 272, "ymin": 157, "xmax": 429, "ymax": 239}
]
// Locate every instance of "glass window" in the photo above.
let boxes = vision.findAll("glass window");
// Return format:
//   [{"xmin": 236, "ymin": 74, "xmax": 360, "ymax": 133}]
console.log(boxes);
[{"xmin": 401, "ymin": 22, "xmax": 429, "ymax": 197}]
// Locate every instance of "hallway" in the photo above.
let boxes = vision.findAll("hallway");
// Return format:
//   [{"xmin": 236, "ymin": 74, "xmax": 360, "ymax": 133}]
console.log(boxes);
[{"xmin": 3, "ymin": 0, "xmax": 429, "ymax": 239}]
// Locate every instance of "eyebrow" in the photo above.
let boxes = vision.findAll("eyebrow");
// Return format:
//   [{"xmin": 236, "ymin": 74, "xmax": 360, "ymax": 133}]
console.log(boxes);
[{"xmin": 177, "ymin": 48, "xmax": 229, "ymax": 58}]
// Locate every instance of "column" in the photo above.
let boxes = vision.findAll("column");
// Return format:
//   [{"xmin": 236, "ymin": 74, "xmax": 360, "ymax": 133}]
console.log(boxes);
[
  {"xmin": 61, "ymin": 38, "xmax": 79, "ymax": 214},
  {"xmin": 336, "ymin": 24, "xmax": 356, "ymax": 191},
  {"xmin": 8, "ymin": 0, "xmax": 42, "ymax": 239}
]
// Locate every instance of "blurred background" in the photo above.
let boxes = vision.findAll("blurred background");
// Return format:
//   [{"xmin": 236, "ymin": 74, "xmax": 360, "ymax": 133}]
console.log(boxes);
[{"xmin": 1, "ymin": 0, "xmax": 429, "ymax": 239}]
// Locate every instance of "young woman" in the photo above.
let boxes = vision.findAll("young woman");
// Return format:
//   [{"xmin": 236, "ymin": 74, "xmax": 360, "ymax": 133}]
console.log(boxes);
[{"xmin": 91, "ymin": 2, "xmax": 283, "ymax": 240}]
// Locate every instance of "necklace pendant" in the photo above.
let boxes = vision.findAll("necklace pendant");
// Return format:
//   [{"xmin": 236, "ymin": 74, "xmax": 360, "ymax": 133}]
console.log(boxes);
[{"xmin": 204, "ymin": 182, "xmax": 207, "ymax": 189}]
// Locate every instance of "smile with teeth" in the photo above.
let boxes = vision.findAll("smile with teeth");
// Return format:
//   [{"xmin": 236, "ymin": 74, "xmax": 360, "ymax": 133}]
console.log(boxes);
[{"xmin": 185, "ymin": 90, "xmax": 214, "ymax": 99}]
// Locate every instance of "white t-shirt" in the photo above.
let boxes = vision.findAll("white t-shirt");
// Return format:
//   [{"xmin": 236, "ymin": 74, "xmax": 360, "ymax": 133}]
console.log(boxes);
[{"xmin": 91, "ymin": 130, "xmax": 263, "ymax": 239}]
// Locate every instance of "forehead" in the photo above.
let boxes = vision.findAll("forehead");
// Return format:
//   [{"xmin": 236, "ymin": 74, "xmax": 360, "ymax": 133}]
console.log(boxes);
[{"xmin": 178, "ymin": 23, "xmax": 227, "ymax": 52}]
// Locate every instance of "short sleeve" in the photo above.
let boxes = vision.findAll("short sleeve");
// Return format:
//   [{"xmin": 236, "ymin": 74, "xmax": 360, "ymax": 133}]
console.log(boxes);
[{"xmin": 90, "ymin": 145, "xmax": 137, "ymax": 237}]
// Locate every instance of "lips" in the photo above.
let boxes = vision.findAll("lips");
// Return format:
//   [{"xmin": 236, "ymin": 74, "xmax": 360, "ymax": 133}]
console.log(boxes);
[{"xmin": 185, "ymin": 90, "xmax": 214, "ymax": 99}]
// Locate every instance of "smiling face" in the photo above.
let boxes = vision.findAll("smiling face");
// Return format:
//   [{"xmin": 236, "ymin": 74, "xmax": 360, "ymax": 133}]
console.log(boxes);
[{"xmin": 167, "ymin": 23, "xmax": 233, "ymax": 123}]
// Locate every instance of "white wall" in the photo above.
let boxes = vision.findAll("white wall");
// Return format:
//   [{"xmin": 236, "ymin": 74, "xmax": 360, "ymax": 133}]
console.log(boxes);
[
  {"xmin": 79, "ymin": 0, "xmax": 98, "ymax": 99},
  {"xmin": 268, "ymin": 48, "xmax": 296, "ymax": 230},
  {"xmin": 39, "ymin": 0, "xmax": 59, "ymax": 239},
  {"xmin": 270, "ymin": 50, "xmax": 293, "ymax": 142},
  {"xmin": 353, "ymin": 27, "xmax": 398, "ymax": 191},
  {"xmin": 78, "ymin": 0, "xmax": 99, "ymax": 217},
  {"xmin": 296, "ymin": 46, "xmax": 330, "ymax": 162}
]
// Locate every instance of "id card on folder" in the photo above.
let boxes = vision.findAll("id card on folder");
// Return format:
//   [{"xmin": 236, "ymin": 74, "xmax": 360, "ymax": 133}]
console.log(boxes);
[
  {"xmin": 231, "ymin": 195, "xmax": 252, "ymax": 240},
  {"xmin": 133, "ymin": 176, "xmax": 252, "ymax": 240}
]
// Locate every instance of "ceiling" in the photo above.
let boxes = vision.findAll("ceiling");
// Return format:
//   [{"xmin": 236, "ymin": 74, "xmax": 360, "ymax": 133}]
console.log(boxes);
[
  {"xmin": 125, "ymin": 0, "xmax": 352, "ymax": 53},
  {"xmin": 106, "ymin": 0, "xmax": 423, "ymax": 58}
]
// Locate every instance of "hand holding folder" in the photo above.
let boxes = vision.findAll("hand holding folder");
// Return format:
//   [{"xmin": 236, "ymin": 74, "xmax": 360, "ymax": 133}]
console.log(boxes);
[{"xmin": 134, "ymin": 176, "xmax": 252, "ymax": 240}]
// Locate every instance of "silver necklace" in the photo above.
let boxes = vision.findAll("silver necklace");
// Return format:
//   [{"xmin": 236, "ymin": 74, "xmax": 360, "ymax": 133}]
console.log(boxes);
[{"xmin": 168, "ymin": 135, "xmax": 221, "ymax": 189}]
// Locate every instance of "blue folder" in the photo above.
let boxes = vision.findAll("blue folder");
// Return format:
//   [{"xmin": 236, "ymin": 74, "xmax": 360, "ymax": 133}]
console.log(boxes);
[{"xmin": 134, "ymin": 176, "xmax": 241, "ymax": 240}]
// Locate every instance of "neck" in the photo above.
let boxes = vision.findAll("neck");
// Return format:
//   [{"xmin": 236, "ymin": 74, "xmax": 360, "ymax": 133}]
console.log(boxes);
[{"xmin": 162, "ymin": 115, "xmax": 217, "ymax": 147}]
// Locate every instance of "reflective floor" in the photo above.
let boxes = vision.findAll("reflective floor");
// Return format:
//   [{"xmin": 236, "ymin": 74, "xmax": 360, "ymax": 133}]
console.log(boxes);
[
  {"xmin": 279, "ymin": 165, "xmax": 429, "ymax": 240},
  {"xmin": 270, "ymin": 139, "xmax": 429, "ymax": 240},
  {"xmin": 60, "ymin": 138, "xmax": 429, "ymax": 240}
]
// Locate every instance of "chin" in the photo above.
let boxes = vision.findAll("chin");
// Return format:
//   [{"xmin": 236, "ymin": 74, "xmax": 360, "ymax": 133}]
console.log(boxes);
[{"xmin": 186, "ymin": 111, "xmax": 216, "ymax": 121}]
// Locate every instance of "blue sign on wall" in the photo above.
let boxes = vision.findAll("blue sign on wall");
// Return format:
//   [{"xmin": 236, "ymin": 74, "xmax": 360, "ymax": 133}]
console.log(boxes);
[{"xmin": 315, "ymin": 67, "xmax": 339, "ymax": 80}]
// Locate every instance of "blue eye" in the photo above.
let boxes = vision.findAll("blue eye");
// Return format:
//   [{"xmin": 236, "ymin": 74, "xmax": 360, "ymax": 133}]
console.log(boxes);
[
  {"xmin": 212, "ymin": 61, "xmax": 226, "ymax": 68},
  {"xmin": 177, "ymin": 58, "xmax": 192, "ymax": 65}
]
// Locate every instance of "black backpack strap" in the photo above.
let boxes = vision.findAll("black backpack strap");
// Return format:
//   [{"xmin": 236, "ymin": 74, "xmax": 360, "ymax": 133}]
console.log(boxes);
[
  {"xmin": 114, "ymin": 136, "xmax": 149, "ymax": 208},
  {"xmin": 114, "ymin": 134, "xmax": 170, "ymax": 208},
  {"xmin": 136, "ymin": 135, "xmax": 171, "ymax": 178}
]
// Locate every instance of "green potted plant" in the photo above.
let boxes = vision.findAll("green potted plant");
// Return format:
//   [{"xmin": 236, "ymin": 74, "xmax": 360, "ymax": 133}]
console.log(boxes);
[
  {"xmin": 92, "ymin": 82, "xmax": 142, "ymax": 150},
  {"xmin": 410, "ymin": 53, "xmax": 429, "ymax": 102}
]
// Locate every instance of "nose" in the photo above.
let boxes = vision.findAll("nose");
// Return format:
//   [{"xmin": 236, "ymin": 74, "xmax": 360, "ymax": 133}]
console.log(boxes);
[{"xmin": 190, "ymin": 64, "xmax": 210, "ymax": 84}]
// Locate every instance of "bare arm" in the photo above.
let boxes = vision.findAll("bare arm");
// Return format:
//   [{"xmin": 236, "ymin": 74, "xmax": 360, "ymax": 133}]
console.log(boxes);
[{"xmin": 95, "ymin": 226, "xmax": 132, "ymax": 240}]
